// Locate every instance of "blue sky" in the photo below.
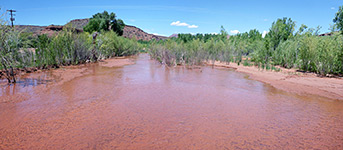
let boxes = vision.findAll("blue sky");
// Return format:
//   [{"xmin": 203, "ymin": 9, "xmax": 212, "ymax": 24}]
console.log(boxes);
[{"xmin": 0, "ymin": 0, "xmax": 341, "ymax": 36}]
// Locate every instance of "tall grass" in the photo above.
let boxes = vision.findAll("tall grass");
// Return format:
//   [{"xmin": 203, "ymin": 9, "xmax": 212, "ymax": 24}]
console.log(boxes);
[
  {"xmin": 0, "ymin": 18, "xmax": 34, "ymax": 82},
  {"xmin": 261, "ymin": 32, "xmax": 343, "ymax": 75},
  {"xmin": 297, "ymin": 34, "xmax": 343, "ymax": 75},
  {"xmin": 97, "ymin": 31, "xmax": 140, "ymax": 59},
  {"xmin": 0, "ymin": 21, "xmax": 141, "ymax": 83},
  {"xmin": 43, "ymin": 28, "xmax": 93, "ymax": 66},
  {"xmin": 148, "ymin": 29, "xmax": 343, "ymax": 76},
  {"xmin": 149, "ymin": 38, "xmax": 233, "ymax": 66}
]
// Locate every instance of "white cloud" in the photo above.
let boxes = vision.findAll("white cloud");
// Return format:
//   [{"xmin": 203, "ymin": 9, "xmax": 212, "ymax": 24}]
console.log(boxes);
[
  {"xmin": 171, "ymin": 21, "xmax": 189, "ymax": 26},
  {"xmin": 188, "ymin": 25, "xmax": 198, "ymax": 28},
  {"xmin": 171, "ymin": 21, "xmax": 198, "ymax": 29},
  {"xmin": 262, "ymin": 30, "xmax": 269, "ymax": 38},
  {"xmin": 331, "ymin": 7, "xmax": 335, "ymax": 10},
  {"xmin": 230, "ymin": 30, "xmax": 240, "ymax": 34}
]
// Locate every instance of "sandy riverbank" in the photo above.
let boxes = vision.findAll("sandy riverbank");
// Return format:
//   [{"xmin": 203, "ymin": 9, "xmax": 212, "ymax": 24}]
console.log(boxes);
[{"xmin": 209, "ymin": 61, "xmax": 343, "ymax": 101}]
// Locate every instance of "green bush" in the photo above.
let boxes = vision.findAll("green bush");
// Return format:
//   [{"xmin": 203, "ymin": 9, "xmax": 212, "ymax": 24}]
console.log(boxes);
[
  {"xmin": 148, "ymin": 19, "xmax": 343, "ymax": 76},
  {"xmin": 98, "ymin": 31, "xmax": 140, "ymax": 58}
]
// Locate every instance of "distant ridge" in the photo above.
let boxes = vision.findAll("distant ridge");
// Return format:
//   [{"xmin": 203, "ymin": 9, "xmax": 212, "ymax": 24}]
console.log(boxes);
[
  {"xmin": 65, "ymin": 18, "xmax": 89, "ymax": 30},
  {"xmin": 123, "ymin": 25, "xmax": 168, "ymax": 41},
  {"xmin": 15, "ymin": 18, "xmax": 168, "ymax": 41}
]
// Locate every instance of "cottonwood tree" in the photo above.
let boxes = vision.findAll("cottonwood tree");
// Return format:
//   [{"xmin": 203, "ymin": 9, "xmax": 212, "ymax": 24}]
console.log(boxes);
[
  {"xmin": 266, "ymin": 17, "xmax": 296, "ymax": 51},
  {"xmin": 334, "ymin": 6, "xmax": 343, "ymax": 34},
  {"xmin": 84, "ymin": 11, "xmax": 125, "ymax": 35}
]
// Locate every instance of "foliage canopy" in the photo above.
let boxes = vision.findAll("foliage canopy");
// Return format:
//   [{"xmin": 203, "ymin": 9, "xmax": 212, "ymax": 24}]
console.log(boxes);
[
  {"xmin": 83, "ymin": 11, "xmax": 125, "ymax": 35},
  {"xmin": 334, "ymin": 6, "xmax": 343, "ymax": 34}
]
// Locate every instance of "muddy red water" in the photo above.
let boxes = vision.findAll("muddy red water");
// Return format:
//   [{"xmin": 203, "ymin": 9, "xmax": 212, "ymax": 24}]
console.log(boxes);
[{"xmin": 1, "ymin": 54, "xmax": 343, "ymax": 149}]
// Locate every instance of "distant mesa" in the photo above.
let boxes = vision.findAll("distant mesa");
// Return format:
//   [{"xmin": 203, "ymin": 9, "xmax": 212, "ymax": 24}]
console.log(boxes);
[
  {"xmin": 15, "ymin": 18, "xmax": 168, "ymax": 41},
  {"xmin": 318, "ymin": 31, "xmax": 340, "ymax": 36}
]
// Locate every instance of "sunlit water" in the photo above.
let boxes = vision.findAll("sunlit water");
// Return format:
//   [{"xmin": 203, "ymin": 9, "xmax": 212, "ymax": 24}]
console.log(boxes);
[{"xmin": 1, "ymin": 54, "xmax": 343, "ymax": 149}]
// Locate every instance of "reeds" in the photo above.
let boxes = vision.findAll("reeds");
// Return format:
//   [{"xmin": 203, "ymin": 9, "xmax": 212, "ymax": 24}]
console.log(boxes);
[
  {"xmin": 0, "ymin": 23, "xmax": 141, "ymax": 83},
  {"xmin": 148, "ymin": 29, "xmax": 343, "ymax": 76}
]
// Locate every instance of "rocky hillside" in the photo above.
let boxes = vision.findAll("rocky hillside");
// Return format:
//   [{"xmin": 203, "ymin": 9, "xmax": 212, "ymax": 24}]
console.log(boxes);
[
  {"xmin": 123, "ymin": 25, "xmax": 167, "ymax": 41},
  {"xmin": 65, "ymin": 18, "xmax": 89, "ymax": 30},
  {"xmin": 15, "ymin": 25, "xmax": 45, "ymax": 34},
  {"xmin": 15, "ymin": 24, "xmax": 83, "ymax": 36},
  {"xmin": 66, "ymin": 18, "xmax": 167, "ymax": 41},
  {"xmin": 15, "ymin": 18, "xmax": 167, "ymax": 41}
]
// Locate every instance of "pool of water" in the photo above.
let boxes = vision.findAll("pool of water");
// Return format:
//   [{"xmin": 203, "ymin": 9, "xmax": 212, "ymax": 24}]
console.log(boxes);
[{"xmin": 0, "ymin": 54, "xmax": 342, "ymax": 149}]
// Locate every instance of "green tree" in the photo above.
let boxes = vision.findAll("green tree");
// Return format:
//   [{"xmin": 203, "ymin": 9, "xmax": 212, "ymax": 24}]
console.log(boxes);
[
  {"xmin": 248, "ymin": 29, "xmax": 262, "ymax": 41},
  {"xmin": 83, "ymin": 11, "xmax": 125, "ymax": 35},
  {"xmin": 333, "ymin": 6, "xmax": 343, "ymax": 34},
  {"xmin": 266, "ymin": 17, "xmax": 296, "ymax": 50},
  {"xmin": 112, "ymin": 19, "xmax": 125, "ymax": 36},
  {"xmin": 220, "ymin": 25, "xmax": 228, "ymax": 39},
  {"xmin": 295, "ymin": 24, "xmax": 308, "ymax": 36}
]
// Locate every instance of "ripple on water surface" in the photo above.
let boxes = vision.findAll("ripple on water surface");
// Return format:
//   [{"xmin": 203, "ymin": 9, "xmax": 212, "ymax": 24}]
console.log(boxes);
[{"xmin": 0, "ymin": 54, "xmax": 343, "ymax": 149}]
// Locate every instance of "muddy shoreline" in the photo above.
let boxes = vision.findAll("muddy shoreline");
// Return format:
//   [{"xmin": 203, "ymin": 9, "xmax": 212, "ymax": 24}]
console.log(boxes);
[
  {"xmin": 209, "ymin": 61, "xmax": 343, "ymax": 101},
  {"xmin": 0, "ymin": 57, "xmax": 134, "ymax": 81},
  {"xmin": 0, "ymin": 57, "xmax": 135, "ymax": 103}
]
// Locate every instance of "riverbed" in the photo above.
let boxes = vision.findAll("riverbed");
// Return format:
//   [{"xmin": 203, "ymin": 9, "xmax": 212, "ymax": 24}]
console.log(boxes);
[{"xmin": 1, "ymin": 54, "xmax": 342, "ymax": 149}]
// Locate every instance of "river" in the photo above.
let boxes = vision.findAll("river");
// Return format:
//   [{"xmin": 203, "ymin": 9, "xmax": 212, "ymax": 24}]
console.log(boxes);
[{"xmin": 0, "ymin": 54, "xmax": 342, "ymax": 149}]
